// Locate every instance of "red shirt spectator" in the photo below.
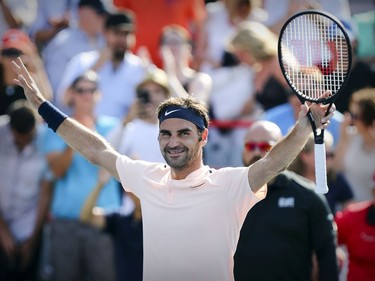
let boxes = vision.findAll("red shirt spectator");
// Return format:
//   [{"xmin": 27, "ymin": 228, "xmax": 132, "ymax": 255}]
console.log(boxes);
[
  {"xmin": 335, "ymin": 200, "xmax": 375, "ymax": 281},
  {"xmin": 113, "ymin": 0, "xmax": 206, "ymax": 68}
]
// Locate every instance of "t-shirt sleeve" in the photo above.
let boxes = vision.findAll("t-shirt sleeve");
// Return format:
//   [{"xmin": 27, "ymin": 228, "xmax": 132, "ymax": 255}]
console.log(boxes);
[
  {"xmin": 116, "ymin": 154, "xmax": 163, "ymax": 197},
  {"xmin": 217, "ymin": 167, "xmax": 267, "ymax": 214}
]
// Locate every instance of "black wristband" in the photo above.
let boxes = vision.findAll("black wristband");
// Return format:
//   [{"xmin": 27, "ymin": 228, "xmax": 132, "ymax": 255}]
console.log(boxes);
[{"xmin": 38, "ymin": 101, "xmax": 68, "ymax": 132}]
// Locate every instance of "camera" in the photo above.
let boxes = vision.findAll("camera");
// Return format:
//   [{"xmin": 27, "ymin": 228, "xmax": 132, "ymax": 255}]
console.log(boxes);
[{"xmin": 136, "ymin": 89, "xmax": 150, "ymax": 104}]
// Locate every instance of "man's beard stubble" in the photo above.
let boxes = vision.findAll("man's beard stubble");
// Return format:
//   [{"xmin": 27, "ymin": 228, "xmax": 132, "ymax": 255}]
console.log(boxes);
[{"xmin": 112, "ymin": 49, "xmax": 126, "ymax": 62}]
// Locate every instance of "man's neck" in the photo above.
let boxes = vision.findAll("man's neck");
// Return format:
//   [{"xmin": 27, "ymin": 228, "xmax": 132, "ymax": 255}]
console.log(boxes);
[
  {"xmin": 111, "ymin": 51, "xmax": 126, "ymax": 70},
  {"xmin": 170, "ymin": 162, "xmax": 204, "ymax": 180}
]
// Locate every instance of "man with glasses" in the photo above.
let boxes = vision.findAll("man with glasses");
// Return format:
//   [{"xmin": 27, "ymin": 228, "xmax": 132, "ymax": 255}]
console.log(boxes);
[{"xmin": 235, "ymin": 120, "xmax": 339, "ymax": 281}]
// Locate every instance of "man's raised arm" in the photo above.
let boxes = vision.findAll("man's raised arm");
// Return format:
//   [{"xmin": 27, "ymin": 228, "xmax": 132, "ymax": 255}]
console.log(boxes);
[
  {"xmin": 248, "ymin": 97, "xmax": 336, "ymax": 192},
  {"xmin": 11, "ymin": 57, "xmax": 120, "ymax": 180}
]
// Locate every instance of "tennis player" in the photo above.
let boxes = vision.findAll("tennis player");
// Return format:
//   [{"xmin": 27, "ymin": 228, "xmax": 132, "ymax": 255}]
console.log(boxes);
[{"xmin": 12, "ymin": 57, "xmax": 335, "ymax": 281}]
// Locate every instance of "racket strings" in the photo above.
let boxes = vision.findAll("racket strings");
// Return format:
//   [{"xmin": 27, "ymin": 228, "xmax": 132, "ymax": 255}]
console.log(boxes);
[{"xmin": 280, "ymin": 13, "xmax": 350, "ymax": 101}]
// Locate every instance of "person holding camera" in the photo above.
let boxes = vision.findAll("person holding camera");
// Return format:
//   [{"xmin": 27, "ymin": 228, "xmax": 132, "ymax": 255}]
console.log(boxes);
[{"xmin": 107, "ymin": 67, "xmax": 171, "ymax": 159}]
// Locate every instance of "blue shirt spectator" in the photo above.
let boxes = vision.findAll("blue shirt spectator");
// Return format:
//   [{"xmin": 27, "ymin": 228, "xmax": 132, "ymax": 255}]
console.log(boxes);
[{"xmin": 42, "ymin": 115, "xmax": 121, "ymax": 218}]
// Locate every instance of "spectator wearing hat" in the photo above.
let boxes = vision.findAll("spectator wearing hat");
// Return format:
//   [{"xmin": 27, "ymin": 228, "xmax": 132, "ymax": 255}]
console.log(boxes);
[
  {"xmin": 0, "ymin": 29, "xmax": 52, "ymax": 115},
  {"xmin": 42, "ymin": 0, "xmax": 107, "ymax": 113},
  {"xmin": 79, "ymin": 68, "xmax": 171, "ymax": 281},
  {"xmin": 42, "ymin": 70, "xmax": 121, "ymax": 281},
  {"xmin": 108, "ymin": 67, "xmax": 171, "ymax": 159},
  {"xmin": 56, "ymin": 10, "xmax": 149, "ymax": 120}
]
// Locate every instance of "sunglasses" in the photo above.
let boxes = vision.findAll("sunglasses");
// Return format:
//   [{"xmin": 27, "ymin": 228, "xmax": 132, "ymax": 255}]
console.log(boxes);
[
  {"xmin": 74, "ymin": 87, "xmax": 97, "ymax": 94},
  {"xmin": 1, "ymin": 48, "xmax": 23, "ymax": 57},
  {"xmin": 244, "ymin": 141, "xmax": 274, "ymax": 152}
]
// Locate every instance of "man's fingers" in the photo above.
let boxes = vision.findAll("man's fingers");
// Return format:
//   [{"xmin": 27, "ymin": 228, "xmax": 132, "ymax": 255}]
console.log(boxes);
[
  {"xmin": 329, "ymin": 103, "xmax": 336, "ymax": 114},
  {"xmin": 12, "ymin": 57, "xmax": 31, "ymax": 80},
  {"xmin": 13, "ymin": 75, "xmax": 31, "ymax": 91},
  {"xmin": 11, "ymin": 58, "xmax": 33, "ymax": 89},
  {"xmin": 17, "ymin": 57, "xmax": 34, "ymax": 80},
  {"xmin": 11, "ymin": 59, "xmax": 21, "ymax": 74},
  {"xmin": 321, "ymin": 113, "xmax": 333, "ymax": 125},
  {"xmin": 306, "ymin": 102, "xmax": 334, "ymax": 129},
  {"xmin": 321, "ymin": 120, "xmax": 331, "ymax": 129},
  {"xmin": 319, "ymin": 90, "xmax": 332, "ymax": 99}
]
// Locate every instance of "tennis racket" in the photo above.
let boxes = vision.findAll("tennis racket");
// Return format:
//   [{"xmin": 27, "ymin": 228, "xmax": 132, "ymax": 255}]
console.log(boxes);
[{"xmin": 278, "ymin": 10, "xmax": 352, "ymax": 194}]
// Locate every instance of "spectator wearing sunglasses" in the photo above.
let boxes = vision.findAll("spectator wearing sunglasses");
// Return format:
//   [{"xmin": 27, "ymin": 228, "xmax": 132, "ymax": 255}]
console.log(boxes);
[
  {"xmin": 235, "ymin": 120, "xmax": 339, "ymax": 281},
  {"xmin": 41, "ymin": 71, "xmax": 121, "ymax": 281},
  {"xmin": 334, "ymin": 87, "xmax": 375, "ymax": 203}
]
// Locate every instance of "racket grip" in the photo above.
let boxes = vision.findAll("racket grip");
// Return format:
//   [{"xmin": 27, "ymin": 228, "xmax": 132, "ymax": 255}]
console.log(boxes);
[{"xmin": 314, "ymin": 143, "xmax": 329, "ymax": 194}]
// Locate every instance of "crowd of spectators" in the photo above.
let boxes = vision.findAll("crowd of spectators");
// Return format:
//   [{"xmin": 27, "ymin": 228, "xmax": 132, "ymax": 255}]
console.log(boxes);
[{"xmin": 1, "ymin": 0, "xmax": 374, "ymax": 280}]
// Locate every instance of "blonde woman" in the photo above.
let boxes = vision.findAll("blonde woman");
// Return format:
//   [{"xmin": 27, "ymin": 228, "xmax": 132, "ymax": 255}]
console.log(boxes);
[
  {"xmin": 334, "ymin": 88, "xmax": 375, "ymax": 202},
  {"xmin": 228, "ymin": 21, "xmax": 291, "ymax": 111}
]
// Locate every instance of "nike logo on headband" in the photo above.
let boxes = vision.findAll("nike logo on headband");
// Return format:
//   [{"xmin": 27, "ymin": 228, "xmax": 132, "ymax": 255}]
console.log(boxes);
[{"xmin": 164, "ymin": 109, "xmax": 181, "ymax": 116}]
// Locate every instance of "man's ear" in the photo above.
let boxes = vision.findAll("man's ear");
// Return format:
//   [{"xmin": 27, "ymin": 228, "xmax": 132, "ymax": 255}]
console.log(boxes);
[{"xmin": 201, "ymin": 129, "xmax": 208, "ymax": 143}]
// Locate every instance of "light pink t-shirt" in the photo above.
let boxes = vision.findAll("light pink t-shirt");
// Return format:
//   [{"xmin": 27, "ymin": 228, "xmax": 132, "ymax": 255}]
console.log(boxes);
[{"xmin": 116, "ymin": 155, "xmax": 266, "ymax": 281}]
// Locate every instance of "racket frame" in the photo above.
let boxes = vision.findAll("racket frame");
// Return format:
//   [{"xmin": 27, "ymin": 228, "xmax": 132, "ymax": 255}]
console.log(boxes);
[
  {"xmin": 278, "ymin": 9, "xmax": 352, "ymax": 105},
  {"xmin": 277, "ymin": 10, "xmax": 353, "ymax": 193}
]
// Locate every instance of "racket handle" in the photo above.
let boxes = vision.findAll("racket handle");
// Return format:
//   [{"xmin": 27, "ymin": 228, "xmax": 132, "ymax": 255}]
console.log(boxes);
[{"xmin": 314, "ymin": 143, "xmax": 329, "ymax": 194}]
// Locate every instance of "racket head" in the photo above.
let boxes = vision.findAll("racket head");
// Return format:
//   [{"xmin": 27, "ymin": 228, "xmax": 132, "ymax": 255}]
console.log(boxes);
[{"xmin": 278, "ymin": 10, "xmax": 352, "ymax": 104}]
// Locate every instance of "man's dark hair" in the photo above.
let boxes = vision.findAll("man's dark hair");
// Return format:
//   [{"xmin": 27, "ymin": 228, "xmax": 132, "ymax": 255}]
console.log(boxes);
[
  {"xmin": 105, "ymin": 11, "xmax": 135, "ymax": 31},
  {"xmin": 78, "ymin": 0, "xmax": 108, "ymax": 15},
  {"xmin": 8, "ymin": 100, "xmax": 36, "ymax": 134}
]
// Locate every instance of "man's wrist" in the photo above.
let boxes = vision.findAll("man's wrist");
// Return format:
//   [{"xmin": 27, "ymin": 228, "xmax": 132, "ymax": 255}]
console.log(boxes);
[{"xmin": 38, "ymin": 101, "xmax": 68, "ymax": 132}]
